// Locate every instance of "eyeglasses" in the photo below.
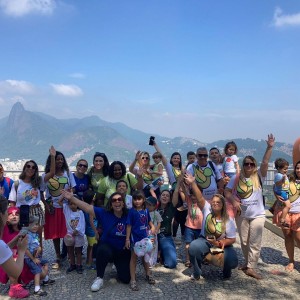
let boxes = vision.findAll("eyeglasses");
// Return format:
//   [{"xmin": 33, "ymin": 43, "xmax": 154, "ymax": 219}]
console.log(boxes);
[
  {"xmin": 111, "ymin": 197, "xmax": 123, "ymax": 203},
  {"xmin": 243, "ymin": 162, "xmax": 255, "ymax": 167},
  {"xmin": 26, "ymin": 165, "xmax": 36, "ymax": 170},
  {"xmin": 78, "ymin": 164, "xmax": 88, "ymax": 168},
  {"xmin": 197, "ymin": 154, "xmax": 208, "ymax": 158},
  {"xmin": 141, "ymin": 157, "xmax": 149, "ymax": 160}
]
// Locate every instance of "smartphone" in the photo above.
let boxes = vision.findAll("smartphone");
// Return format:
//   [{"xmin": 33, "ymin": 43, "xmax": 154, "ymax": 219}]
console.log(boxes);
[
  {"xmin": 149, "ymin": 136, "xmax": 155, "ymax": 146},
  {"xmin": 19, "ymin": 205, "xmax": 30, "ymax": 227}
]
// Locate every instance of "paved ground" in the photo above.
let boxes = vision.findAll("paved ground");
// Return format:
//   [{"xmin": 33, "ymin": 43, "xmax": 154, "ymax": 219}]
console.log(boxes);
[{"xmin": 1, "ymin": 222, "xmax": 300, "ymax": 300}]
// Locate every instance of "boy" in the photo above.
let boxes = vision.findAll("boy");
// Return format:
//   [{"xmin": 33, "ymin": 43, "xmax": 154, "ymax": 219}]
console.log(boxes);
[
  {"xmin": 116, "ymin": 180, "xmax": 132, "ymax": 209},
  {"xmin": 274, "ymin": 158, "xmax": 291, "ymax": 228},
  {"xmin": 24, "ymin": 216, "xmax": 55, "ymax": 296}
]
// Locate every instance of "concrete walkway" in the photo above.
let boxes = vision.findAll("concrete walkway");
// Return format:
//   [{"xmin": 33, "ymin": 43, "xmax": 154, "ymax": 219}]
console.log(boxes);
[{"xmin": 1, "ymin": 222, "xmax": 300, "ymax": 300}]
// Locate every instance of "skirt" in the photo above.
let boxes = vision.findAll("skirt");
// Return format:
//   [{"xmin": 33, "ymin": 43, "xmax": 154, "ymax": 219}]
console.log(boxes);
[{"xmin": 44, "ymin": 207, "xmax": 67, "ymax": 240}]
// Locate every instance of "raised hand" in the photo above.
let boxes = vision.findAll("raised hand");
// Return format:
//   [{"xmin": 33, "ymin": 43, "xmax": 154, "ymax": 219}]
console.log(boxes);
[
  {"xmin": 266, "ymin": 134, "xmax": 275, "ymax": 148},
  {"xmin": 49, "ymin": 145, "xmax": 56, "ymax": 156}
]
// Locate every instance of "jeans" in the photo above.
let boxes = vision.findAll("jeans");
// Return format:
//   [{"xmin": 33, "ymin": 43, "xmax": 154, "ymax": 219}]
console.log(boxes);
[
  {"xmin": 189, "ymin": 237, "xmax": 238, "ymax": 278},
  {"xmin": 157, "ymin": 234, "xmax": 177, "ymax": 269}
]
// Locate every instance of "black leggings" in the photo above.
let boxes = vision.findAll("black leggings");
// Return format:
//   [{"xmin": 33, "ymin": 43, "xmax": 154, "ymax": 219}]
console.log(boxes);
[
  {"xmin": 172, "ymin": 209, "xmax": 187, "ymax": 237},
  {"xmin": 96, "ymin": 242, "xmax": 131, "ymax": 284}
]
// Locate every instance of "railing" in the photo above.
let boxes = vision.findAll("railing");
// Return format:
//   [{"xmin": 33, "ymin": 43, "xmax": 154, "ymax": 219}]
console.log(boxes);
[{"xmin": 3, "ymin": 168, "xmax": 286, "ymax": 208}]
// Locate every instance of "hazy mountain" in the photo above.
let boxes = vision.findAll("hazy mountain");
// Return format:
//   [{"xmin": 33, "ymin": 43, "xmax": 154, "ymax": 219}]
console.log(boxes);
[{"xmin": 0, "ymin": 102, "xmax": 293, "ymax": 166}]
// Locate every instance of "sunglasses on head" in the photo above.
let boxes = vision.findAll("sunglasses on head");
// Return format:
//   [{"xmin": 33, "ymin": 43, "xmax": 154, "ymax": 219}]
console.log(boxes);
[
  {"xmin": 78, "ymin": 163, "xmax": 88, "ymax": 168},
  {"xmin": 243, "ymin": 162, "xmax": 255, "ymax": 167},
  {"xmin": 141, "ymin": 157, "xmax": 149, "ymax": 160},
  {"xmin": 111, "ymin": 197, "xmax": 123, "ymax": 203},
  {"xmin": 26, "ymin": 164, "xmax": 36, "ymax": 170},
  {"xmin": 197, "ymin": 154, "xmax": 208, "ymax": 158},
  {"xmin": 95, "ymin": 152, "xmax": 105, "ymax": 157}
]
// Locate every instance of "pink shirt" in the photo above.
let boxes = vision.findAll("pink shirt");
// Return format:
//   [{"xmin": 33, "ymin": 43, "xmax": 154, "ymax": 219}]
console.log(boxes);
[{"xmin": 185, "ymin": 195, "xmax": 203, "ymax": 229}]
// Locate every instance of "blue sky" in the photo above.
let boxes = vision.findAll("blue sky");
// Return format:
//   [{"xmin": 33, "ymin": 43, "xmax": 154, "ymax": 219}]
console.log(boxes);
[{"xmin": 0, "ymin": 0, "xmax": 299, "ymax": 144}]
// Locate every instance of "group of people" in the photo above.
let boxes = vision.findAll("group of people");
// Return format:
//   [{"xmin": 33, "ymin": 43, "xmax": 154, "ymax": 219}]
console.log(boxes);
[{"xmin": 1, "ymin": 133, "xmax": 300, "ymax": 298}]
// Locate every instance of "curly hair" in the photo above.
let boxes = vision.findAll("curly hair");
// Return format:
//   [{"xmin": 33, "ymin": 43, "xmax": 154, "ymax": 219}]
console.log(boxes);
[
  {"xmin": 45, "ymin": 151, "xmax": 69, "ymax": 174},
  {"xmin": 108, "ymin": 161, "xmax": 126, "ymax": 179}
]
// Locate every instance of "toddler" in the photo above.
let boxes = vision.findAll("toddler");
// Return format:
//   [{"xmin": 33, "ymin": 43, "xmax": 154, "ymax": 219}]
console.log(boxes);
[{"xmin": 148, "ymin": 152, "xmax": 164, "ymax": 199}]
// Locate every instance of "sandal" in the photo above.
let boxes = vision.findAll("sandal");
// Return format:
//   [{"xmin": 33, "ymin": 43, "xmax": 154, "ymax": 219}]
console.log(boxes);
[
  {"xmin": 130, "ymin": 281, "xmax": 139, "ymax": 291},
  {"xmin": 185, "ymin": 261, "xmax": 192, "ymax": 268},
  {"xmin": 52, "ymin": 259, "xmax": 61, "ymax": 269},
  {"xmin": 245, "ymin": 268, "xmax": 263, "ymax": 280},
  {"xmin": 146, "ymin": 275, "xmax": 155, "ymax": 285}
]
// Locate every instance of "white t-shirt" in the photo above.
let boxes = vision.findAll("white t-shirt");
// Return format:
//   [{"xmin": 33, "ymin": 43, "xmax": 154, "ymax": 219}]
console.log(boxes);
[
  {"xmin": 8, "ymin": 179, "xmax": 41, "ymax": 207},
  {"xmin": 41, "ymin": 171, "xmax": 76, "ymax": 208},
  {"xmin": 201, "ymin": 202, "xmax": 236, "ymax": 240},
  {"xmin": 63, "ymin": 203, "xmax": 85, "ymax": 236},
  {"xmin": 125, "ymin": 195, "xmax": 133, "ymax": 209},
  {"xmin": 0, "ymin": 240, "xmax": 12, "ymax": 265},
  {"xmin": 187, "ymin": 162, "xmax": 222, "ymax": 201},
  {"xmin": 227, "ymin": 173, "xmax": 265, "ymax": 219},
  {"xmin": 223, "ymin": 155, "xmax": 238, "ymax": 173}
]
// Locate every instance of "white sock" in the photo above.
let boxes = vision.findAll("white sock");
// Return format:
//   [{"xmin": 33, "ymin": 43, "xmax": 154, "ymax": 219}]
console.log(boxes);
[
  {"xmin": 34, "ymin": 285, "xmax": 40, "ymax": 292},
  {"xmin": 44, "ymin": 275, "xmax": 49, "ymax": 282}
]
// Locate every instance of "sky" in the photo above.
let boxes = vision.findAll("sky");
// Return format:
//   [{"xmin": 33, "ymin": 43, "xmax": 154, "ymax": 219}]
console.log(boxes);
[{"xmin": 0, "ymin": 0, "xmax": 299, "ymax": 144}]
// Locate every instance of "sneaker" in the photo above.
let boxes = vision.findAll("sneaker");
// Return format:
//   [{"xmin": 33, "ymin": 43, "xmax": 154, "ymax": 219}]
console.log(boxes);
[
  {"xmin": 91, "ymin": 277, "xmax": 103, "ymax": 292},
  {"xmin": 34, "ymin": 288, "xmax": 47, "ymax": 296},
  {"xmin": 42, "ymin": 278, "xmax": 55, "ymax": 286},
  {"xmin": 8, "ymin": 284, "xmax": 30, "ymax": 298},
  {"xmin": 76, "ymin": 265, "xmax": 83, "ymax": 274},
  {"xmin": 66, "ymin": 264, "xmax": 76, "ymax": 273}
]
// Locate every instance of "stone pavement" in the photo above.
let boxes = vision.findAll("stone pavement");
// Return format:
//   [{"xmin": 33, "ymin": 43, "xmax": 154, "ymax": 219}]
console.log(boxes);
[{"xmin": 1, "ymin": 223, "xmax": 300, "ymax": 300}]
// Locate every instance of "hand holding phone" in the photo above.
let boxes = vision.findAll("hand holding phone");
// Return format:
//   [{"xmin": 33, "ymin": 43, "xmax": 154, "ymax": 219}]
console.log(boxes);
[{"xmin": 149, "ymin": 136, "xmax": 155, "ymax": 146}]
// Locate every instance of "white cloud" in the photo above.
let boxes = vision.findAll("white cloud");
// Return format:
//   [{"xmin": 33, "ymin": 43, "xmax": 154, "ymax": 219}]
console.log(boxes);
[
  {"xmin": 0, "ymin": 80, "xmax": 36, "ymax": 94},
  {"xmin": 0, "ymin": 0, "xmax": 56, "ymax": 17},
  {"xmin": 272, "ymin": 7, "xmax": 300, "ymax": 28},
  {"xmin": 69, "ymin": 73, "xmax": 86, "ymax": 79},
  {"xmin": 50, "ymin": 83, "xmax": 83, "ymax": 97}
]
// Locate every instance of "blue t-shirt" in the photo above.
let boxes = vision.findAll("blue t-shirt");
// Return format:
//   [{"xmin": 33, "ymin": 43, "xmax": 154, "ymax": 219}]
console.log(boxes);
[
  {"xmin": 73, "ymin": 174, "xmax": 90, "ymax": 198},
  {"xmin": 0, "ymin": 177, "xmax": 14, "ymax": 200},
  {"xmin": 26, "ymin": 232, "xmax": 40, "ymax": 256},
  {"xmin": 83, "ymin": 211, "xmax": 98, "ymax": 237},
  {"xmin": 94, "ymin": 207, "xmax": 127, "ymax": 250},
  {"xmin": 127, "ymin": 208, "xmax": 151, "ymax": 244}
]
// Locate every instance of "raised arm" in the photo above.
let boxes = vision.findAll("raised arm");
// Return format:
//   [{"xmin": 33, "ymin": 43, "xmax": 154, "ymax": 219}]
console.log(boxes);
[
  {"xmin": 44, "ymin": 146, "xmax": 56, "ymax": 182},
  {"xmin": 184, "ymin": 173, "xmax": 206, "ymax": 210},
  {"xmin": 152, "ymin": 141, "xmax": 168, "ymax": 167},
  {"xmin": 61, "ymin": 189, "xmax": 95, "ymax": 217},
  {"xmin": 129, "ymin": 151, "xmax": 141, "ymax": 175},
  {"xmin": 260, "ymin": 134, "xmax": 275, "ymax": 177}
]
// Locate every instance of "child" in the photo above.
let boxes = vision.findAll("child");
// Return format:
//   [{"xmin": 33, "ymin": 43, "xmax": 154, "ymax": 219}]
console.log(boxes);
[
  {"xmin": 274, "ymin": 158, "xmax": 291, "ymax": 228},
  {"xmin": 116, "ymin": 180, "xmax": 132, "ymax": 209},
  {"xmin": 148, "ymin": 152, "xmax": 164, "ymax": 199},
  {"xmin": 58, "ymin": 195, "xmax": 86, "ymax": 274},
  {"xmin": 145, "ymin": 196, "xmax": 162, "ymax": 268},
  {"xmin": 125, "ymin": 190, "xmax": 156, "ymax": 291},
  {"xmin": 24, "ymin": 216, "xmax": 54, "ymax": 296},
  {"xmin": 223, "ymin": 141, "xmax": 240, "ymax": 178},
  {"xmin": 175, "ymin": 174, "xmax": 203, "ymax": 267},
  {"xmin": 82, "ymin": 190, "xmax": 98, "ymax": 269},
  {"xmin": 185, "ymin": 151, "xmax": 196, "ymax": 169}
]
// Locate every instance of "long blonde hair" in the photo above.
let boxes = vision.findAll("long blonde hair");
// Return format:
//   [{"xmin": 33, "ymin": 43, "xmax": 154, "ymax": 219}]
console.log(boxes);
[{"xmin": 240, "ymin": 156, "xmax": 261, "ymax": 190}]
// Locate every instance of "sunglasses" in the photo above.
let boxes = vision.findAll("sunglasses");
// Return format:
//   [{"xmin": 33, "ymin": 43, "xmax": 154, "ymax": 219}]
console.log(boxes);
[
  {"xmin": 95, "ymin": 152, "xmax": 105, "ymax": 157},
  {"xmin": 141, "ymin": 157, "xmax": 149, "ymax": 160},
  {"xmin": 26, "ymin": 164, "xmax": 36, "ymax": 170},
  {"xmin": 78, "ymin": 163, "xmax": 88, "ymax": 168},
  {"xmin": 111, "ymin": 197, "xmax": 123, "ymax": 203},
  {"xmin": 197, "ymin": 154, "xmax": 208, "ymax": 158},
  {"xmin": 243, "ymin": 162, "xmax": 255, "ymax": 167}
]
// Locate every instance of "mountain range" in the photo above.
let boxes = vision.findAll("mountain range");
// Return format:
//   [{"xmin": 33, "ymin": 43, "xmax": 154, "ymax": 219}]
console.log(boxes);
[{"xmin": 0, "ymin": 102, "xmax": 293, "ymax": 166}]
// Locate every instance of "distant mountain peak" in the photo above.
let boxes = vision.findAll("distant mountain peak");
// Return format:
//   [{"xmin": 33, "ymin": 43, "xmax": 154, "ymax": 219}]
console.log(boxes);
[{"xmin": 6, "ymin": 102, "xmax": 26, "ymax": 131}]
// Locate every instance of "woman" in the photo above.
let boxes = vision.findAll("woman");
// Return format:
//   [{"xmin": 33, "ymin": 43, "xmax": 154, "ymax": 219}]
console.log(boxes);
[
  {"xmin": 0, "ymin": 196, "xmax": 28, "ymax": 292},
  {"xmin": 187, "ymin": 173, "xmax": 238, "ymax": 280},
  {"xmin": 61, "ymin": 190, "xmax": 131, "ymax": 292},
  {"xmin": 73, "ymin": 159, "xmax": 90, "ymax": 198},
  {"xmin": 0, "ymin": 206, "xmax": 31, "ymax": 298},
  {"xmin": 129, "ymin": 151, "xmax": 160, "ymax": 198},
  {"xmin": 88, "ymin": 152, "xmax": 109, "ymax": 193},
  {"xmin": 98, "ymin": 161, "xmax": 143, "ymax": 207},
  {"xmin": 8, "ymin": 160, "xmax": 45, "ymax": 250},
  {"xmin": 42, "ymin": 147, "xmax": 76, "ymax": 268},
  {"xmin": 224, "ymin": 134, "xmax": 275, "ymax": 279},
  {"xmin": 156, "ymin": 188, "xmax": 179, "ymax": 269},
  {"xmin": 151, "ymin": 142, "xmax": 186, "ymax": 241},
  {"xmin": 273, "ymin": 160, "xmax": 300, "ymax": 272}
]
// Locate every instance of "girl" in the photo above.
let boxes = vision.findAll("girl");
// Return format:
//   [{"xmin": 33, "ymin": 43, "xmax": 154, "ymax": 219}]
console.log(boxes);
[
  {"xmin": 58, "ymin": 195, "xmax": 85, "ymax": 274},
  {"xmin": 73, "ymin": 159, "xmax": 90, "ymax": 199},
  {"xmin": 223, "ymin": 141, "xmax": 240, "ymax": 178},
  {"xmin": 125, "ymin": 190, "xmax": 156, "ymax": 291}
]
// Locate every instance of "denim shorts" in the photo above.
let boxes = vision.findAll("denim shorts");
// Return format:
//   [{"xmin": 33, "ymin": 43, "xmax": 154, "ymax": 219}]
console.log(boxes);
[
  {"xmin": 184, "ymin": 227, "xmax": 201, "ymax": 244},
  {"xmin": 24, "ymin": 257, "xmax": 48, "ymax": 275}
]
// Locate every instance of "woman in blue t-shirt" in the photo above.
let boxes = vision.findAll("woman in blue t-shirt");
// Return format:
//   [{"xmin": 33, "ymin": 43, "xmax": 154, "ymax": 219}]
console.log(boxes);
[{"xmin": 61, "ymin": 190, "xmax": 130, "ymax": 292}]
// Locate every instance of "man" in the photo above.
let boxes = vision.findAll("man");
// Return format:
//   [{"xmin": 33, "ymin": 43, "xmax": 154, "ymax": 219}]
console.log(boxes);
[
  {"xmin": 187, "ymin": 147, "xmax": 224, "ymax": 201},
  {"xmin": 0, "ymin": 164, "xmax": 14, "ymax": 200}
]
